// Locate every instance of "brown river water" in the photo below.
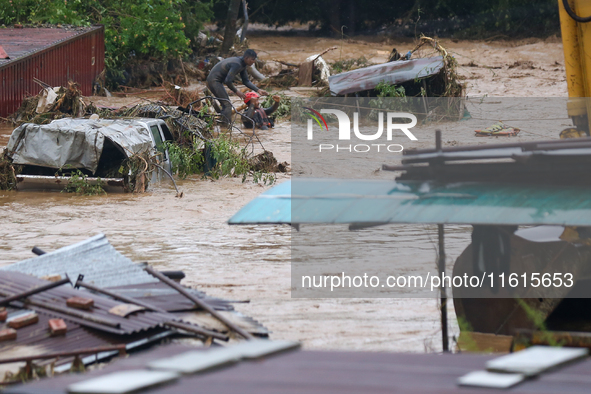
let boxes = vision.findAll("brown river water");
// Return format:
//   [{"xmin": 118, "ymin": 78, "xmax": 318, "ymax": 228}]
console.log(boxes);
[{"xmin": 0, "ymin": 35, "xmax": 571, "ymax": 352}]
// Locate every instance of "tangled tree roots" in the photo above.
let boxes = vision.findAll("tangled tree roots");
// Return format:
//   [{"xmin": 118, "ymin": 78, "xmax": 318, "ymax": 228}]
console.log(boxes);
[
  {"xmin": 409, "ymin": 36, "xmax": 464, "ymax": 98},
  {"xmin": 0, "ymin": 152, "xmax": 19, "ymax": 191},
  {"xmin": 121, "ymin": 152, "xmax": 153, "ymax": 193}
]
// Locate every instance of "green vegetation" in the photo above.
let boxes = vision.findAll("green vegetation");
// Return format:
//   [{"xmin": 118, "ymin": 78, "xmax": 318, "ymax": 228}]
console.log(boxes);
[
  {"xmin": 164, "ymin": 136, "xmax": 276, "ymax": 185},
  {"xmin": 213, "ymin": 0, "xmax": 559, "ymax": 38},
  {"xmin": 261, "ymin": 93, "xmax": 291, "ymax": 120},
  {"xmin": 164, "ymin": 140, "xmax": 204, "ymax": 179},
  {"xmin": 516, "ymin": 298, "xmax": 565, "ymax": 348},
  {"xmin": 209, "ymin": 136, "xmax": 250, "ymax": 180},
  {"xmin": 330, "ymin": 57, "xmax": 372, "ymax": 74},
  {"xmin": 62, "ymin": 169, "xmax": 106, "ymax": 195},
  {"xmin": 375, "ymin": 82, "xmax": 407, "ymax": 98},
  {"xmin": 0, "ymin": 0, "xmax": 212, "ymax": 71}
]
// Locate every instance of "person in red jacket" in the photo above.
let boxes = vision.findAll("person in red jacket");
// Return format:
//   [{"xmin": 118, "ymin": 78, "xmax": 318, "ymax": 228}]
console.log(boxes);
[{"xmin": 241, "ymin": 92, "xmax": 280, "ymax": 130}]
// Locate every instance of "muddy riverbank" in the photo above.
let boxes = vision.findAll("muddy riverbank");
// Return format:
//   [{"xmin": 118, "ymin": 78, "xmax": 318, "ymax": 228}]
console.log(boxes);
[{"xmin": 0, "ymin": 35, "xmax": 568, "ymax": 352}]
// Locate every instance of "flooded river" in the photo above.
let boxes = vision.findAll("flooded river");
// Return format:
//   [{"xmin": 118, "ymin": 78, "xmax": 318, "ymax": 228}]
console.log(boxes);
[
  {"xmin": 1, "ymin": 95, "xmax": 567, "ymax": 353},
  {"xmin": 0, "ymin": 34, "xmax": 572, "ymax": 352},
  {"xmin": 1, "ymin": 115, "xmax": 464, "ymax": 352}
]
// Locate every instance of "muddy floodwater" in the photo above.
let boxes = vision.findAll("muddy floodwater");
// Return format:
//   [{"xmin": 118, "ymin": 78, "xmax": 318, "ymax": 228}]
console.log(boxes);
[{"xmin": 0, "ymin": 34, "xmax": 570, "ymax": 352}]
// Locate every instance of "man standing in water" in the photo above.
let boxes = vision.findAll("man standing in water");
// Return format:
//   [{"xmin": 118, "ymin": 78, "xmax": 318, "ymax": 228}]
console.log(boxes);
[{"xmin": 206, "ymin": 49, "xmax": 269, "ymax": 126}]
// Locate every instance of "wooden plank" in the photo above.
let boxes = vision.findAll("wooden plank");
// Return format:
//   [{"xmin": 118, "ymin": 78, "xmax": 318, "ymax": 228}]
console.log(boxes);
[{"xmin": 297, "ymin": 61, "xmax": 314, "ymax": 87}]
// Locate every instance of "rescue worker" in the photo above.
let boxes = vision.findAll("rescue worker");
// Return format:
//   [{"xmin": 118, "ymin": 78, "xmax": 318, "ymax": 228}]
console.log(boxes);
[
  {"xmin": 241, "ymin": 92, "xmax": 280, "ymax": 130},
  {"xmin": 206, "ymin": 49, "xmax": 268, "ymax": 126}
]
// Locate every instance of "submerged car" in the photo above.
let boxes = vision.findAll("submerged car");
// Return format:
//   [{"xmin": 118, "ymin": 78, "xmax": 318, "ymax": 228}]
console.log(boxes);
[{"xmin": 5, "ymin": 118, "xmax": 174, "ymax": 192}]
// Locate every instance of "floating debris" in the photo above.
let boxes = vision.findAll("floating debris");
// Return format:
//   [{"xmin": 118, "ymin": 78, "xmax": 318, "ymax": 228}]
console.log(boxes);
[
  {"xmin": 475, "ymin": 121, "xmax": 520, "ymax": 137},
  {"xmin": 11, "ymin": 80, "xmax": 86, "ymax": 125},
  {"xmin": 328, "ymin": 36, "xmax": 464, "ymax": 98}
]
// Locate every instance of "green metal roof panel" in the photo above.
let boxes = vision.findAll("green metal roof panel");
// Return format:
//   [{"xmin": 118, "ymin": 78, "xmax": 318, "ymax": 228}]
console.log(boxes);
[{"xmin": 228, "ymin": 179, "xmax": 591, "ymax": 226}]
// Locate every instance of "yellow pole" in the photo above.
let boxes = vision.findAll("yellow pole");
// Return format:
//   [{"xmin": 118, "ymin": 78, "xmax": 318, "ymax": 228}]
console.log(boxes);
[
  {"xmin": 560, "ymin": 0, "xmax": 591, "ymax": 134},
  {"xmin": 559, "ymin": 0, "xmax": 585, "ymax": 98}
]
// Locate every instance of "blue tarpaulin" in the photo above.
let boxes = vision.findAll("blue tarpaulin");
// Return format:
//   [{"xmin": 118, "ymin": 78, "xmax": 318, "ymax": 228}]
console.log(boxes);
[{"xmin": 228, "ymin": 179, "xmax": 591, "ymax": 226}]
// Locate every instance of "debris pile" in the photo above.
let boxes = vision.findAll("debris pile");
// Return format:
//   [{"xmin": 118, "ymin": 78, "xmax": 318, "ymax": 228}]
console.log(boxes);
[
  {"xmin": 407, "ymin": 36, "xmax": 464, "ymax": 98},
  {"xmin": 260, "ymin": 47, "xmax": 336, "ymax": 89},
  {"xmin": 160, "ymin": 83, "xmax": 203, "ymax": 108},
  {"xmin": 11, "ymin": 81, "xmax": 86, "ymax": 125},
  {"xmin": 249, "ymin": 151, "xmax": 289, "ymax": 173},
  {"xmin": 328, "ymin": 36, "xmax": 464, "ymax": 98}
]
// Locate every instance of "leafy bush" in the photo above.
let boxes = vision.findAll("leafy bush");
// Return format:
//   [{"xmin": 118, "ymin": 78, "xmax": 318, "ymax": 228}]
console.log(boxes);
[
  {"xmin": 164, "ymin": 139, "xmax": 205, "ymax": 179},
  {"xmin": 261, "ymin": 93, "xmax": 291, "ymax": 120},
  {"xmin": 163, "ymin": 136, "xmax": 275, "ymax": 185},
  {"xmin": 209, "ymin": 136, "xmax": 250, "ymax": 180}
]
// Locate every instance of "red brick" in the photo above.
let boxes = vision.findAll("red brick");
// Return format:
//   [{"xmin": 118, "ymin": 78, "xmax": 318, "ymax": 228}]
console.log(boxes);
[
  {"xmin": 48, "ymin": 318, "xmax": 67, "ymax": 336},
  {"xmin": 0, "ymin": 307, "xmax": 7, "ymax": 322},
  {"xmin": 66, "ymin": 297, "xmax": 94, "ymax": 310},
  {"xmin": 8, "ymin": 313, "xmax": 39, "ymax": 329},
  {"xmin": 0, "ymin": 328, "xmax": 17, "ymax": 342}
]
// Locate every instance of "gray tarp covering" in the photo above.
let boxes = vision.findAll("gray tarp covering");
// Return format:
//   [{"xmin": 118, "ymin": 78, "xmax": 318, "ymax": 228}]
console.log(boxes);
[{"xmin": 6, "ymin": 118, "xmax": 155, "ymax": 174}]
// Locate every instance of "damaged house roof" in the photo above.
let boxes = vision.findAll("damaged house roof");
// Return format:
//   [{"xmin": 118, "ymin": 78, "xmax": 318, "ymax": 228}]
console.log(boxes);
[{"xmin": 0, "ymin": 235, "xmax": 268, "ymax": 382}]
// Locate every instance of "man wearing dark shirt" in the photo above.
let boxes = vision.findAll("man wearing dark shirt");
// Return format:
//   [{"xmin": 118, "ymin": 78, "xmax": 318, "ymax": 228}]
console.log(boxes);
[{"xmin": 206, "ymin": 49, "xmax": 268, "ymax": 126}]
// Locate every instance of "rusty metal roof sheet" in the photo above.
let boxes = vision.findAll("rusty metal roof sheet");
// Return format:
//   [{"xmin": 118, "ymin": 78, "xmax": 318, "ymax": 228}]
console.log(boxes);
[
  {"xmin": 0, "ymin": 271, "xmax": 171, "ymax": 336},
  {"xmin": 0, "ymin": 26, "xmax": 101, "ymax": 66},
  {"xmin": 1, "ymin": 306, "xmax": 115, "ymax": 355},
  {"xmin": 107, "ymin": 282, "xmax": 234, "ymax": 313},
  {"xmin": 1, "ymin": 234, "xmax": 159, "ymax": 288},
  {"xmin": 328, "ymin": 56, "xmax": 444, "ymax": 95}
]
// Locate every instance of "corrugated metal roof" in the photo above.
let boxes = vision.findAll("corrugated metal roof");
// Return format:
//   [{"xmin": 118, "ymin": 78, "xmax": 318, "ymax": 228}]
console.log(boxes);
[
  {"xmin": 228, "ymin": 178, "xmax": 591, "ymax": 226},
  {"xmin": 1, "ymin": 235, "xmax": 268, "ymax": 336},
  {"xmin": 0, "ymin": 271, "xmax": 171, "ymax": 335},
  {"xmin": 7, "ymin": 344, "xmax": 591, "ymax": 394},
  {"xmin": 328, "ymin": 56, "xmax": 444, "ymax": 95},
  {"xmin": 0, "ymin": 26, "xmax": 101, "ymax": 66},
  {"xmin": 0, "ymin": 306, "xmax": 117, "ymax": 369},
  {"xmin": 107, "ymin": 282, "xmax": 234, "ymax": 313},
  {"xmin": 1, "ymin": 234, "xmax": 158, "ymax": 288},
  {"xmin": 1, "ymin": 233, "xmax": 246, "ymax": 312}
]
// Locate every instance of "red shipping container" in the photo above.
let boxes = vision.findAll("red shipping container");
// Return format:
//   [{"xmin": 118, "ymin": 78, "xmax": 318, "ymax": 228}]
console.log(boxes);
[{"xmin": 0, "ymin": 26, "xmax": 105, "ymax": 117}]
